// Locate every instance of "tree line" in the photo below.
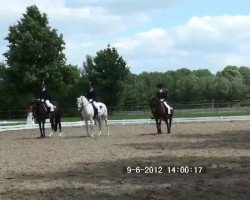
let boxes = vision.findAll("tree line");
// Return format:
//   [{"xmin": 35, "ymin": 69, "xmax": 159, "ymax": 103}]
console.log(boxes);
[{"xmin": 0, "ymin": 5, "xmax": 250, "ymax": 113}]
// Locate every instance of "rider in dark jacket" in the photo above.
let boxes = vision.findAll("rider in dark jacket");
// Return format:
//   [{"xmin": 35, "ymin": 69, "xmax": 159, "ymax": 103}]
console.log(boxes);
[
  {"xmin": 87, "ymin": 82, "xmax": 98, "ymax": 117},
  {"xmin": 40, "ymin": 86, "xmax": 51, "ymax": 101},
  {"xmin": 39, "ymin": 84, "xmax": 55, "ymax": 114},
  {"xmin": 156, "ymin": 84, "xmax": 171, "ymax": 115}
]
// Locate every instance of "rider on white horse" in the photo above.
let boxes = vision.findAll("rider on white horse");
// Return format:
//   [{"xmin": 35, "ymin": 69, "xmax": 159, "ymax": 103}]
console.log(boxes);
[
  {"xmin": 39, "ymin": 84, "xmax": 56, "ymax": 115},
  {"xmin": 87, "ymin": 82, "xmax": 98, "ymax": 117},
  {"xmin": 156, "ymin": 84, "xmax": 172, "ymax": 115}
]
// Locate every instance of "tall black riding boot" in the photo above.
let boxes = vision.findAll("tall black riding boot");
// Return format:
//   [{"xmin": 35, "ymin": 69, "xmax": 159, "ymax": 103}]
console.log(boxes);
[{"xmin": 94, "ymin": 108, "xmax": 98, "ymax": 118}]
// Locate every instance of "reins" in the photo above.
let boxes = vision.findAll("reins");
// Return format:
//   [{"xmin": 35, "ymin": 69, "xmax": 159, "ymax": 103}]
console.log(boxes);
[{"xmin": 80, "ymin": 97, "xmax": 90, "ymax": 111}]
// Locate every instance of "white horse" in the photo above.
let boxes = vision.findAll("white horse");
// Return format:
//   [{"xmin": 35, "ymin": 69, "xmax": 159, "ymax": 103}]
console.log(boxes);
[{"xmin": 76, "ymin": 95, "xmax": 110, "ymax": 137}]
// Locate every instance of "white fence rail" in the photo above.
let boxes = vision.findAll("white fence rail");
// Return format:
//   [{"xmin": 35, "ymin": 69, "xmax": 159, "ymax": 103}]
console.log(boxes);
[{"xmin": 1, "ymin": 115, "xmax": 250, "ymax": 132}]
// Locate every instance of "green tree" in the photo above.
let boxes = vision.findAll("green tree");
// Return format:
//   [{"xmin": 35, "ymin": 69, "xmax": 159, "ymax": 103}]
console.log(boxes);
[
  {"xmin": 193, "ymin": 69, "xmax": 213, "ymax": 77},
  {"xmin": 239, "ymin": 66, "xmax": 250, "ymax": 85},
  {"xmin": 239, "ymin": 66, "xmax": 250, "ymax": 98},
  {"xmin": 0, "ymin": 62, "xmax": 7, "ymax": 81},
  {"xmin": 221, "ymin": 65, "xmax": 241, "ymax": 79},
  {"xmin": 83, "ymin": 45, "xmax": 129, "ymax": 107},
  {"xmin": 0, "ymin": 63, "xmax": 10, "ymax": 110},
  {"xmin": 230, "ymin": 77, "xmax": 247, "ymax": 101},
  {"xmin": 216, "ymin": 76, "xmax": 231, "ymax": 101},
  {"xmin": 4, "ymin": 5, "xmax": 67, "ymax": 107},
  {"xmin": 199, "ymin": 76, "xmax": 217, "ymax": 100}
]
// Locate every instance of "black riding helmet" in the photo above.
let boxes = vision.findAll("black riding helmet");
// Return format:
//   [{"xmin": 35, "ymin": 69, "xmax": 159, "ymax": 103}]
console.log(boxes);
[
  {"xmin": 42, "ymin": 84, "xmax": 48, "ymax": 91},
  {"xmin": 158, "ymin": 83, "xmax": 166, "ymax": 89}
]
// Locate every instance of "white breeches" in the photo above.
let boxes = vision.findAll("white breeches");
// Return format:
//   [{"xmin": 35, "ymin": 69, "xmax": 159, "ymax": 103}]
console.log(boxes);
[
  {"xmin": 45, "ymin": 100, "xmax": 55, "ymax": 111},
  {"xmin": 89, "ymin": 99, "xmax": 97, "ymax": 108},
  {"xmin": 160, "ymin": 99, "xmax": 171, "ymax": 114}
]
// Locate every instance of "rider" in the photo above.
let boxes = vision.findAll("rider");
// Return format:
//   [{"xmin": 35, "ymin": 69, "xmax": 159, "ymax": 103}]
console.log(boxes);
[
  {"xmin": 39, "ymin": 84, "xmax": 56, "ymax": 115},
  {"xmin": 87, "ymin": 82, "xmax": 98, "ymax": 117},
  {"xmin": 156, "ymin": 84, "xmax": 172, "ymax": 115}
]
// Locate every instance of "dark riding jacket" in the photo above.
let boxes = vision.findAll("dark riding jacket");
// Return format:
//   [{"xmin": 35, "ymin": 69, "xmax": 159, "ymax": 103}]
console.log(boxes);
[
  {"xmin": 40, "ymin": 90, "xmax": 51, "ymax": 101},
  {"xmin": 156, "ymin": 90, "xmax": 167, "ymax": 100},
  {"xmin": 87, "ymin": 89, "xmax": 97, "ymax": 102}
]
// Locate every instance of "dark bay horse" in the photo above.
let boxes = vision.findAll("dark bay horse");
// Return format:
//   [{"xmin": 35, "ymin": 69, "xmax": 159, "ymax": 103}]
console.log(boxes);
[
  {"xmin": 31, "ymin": 99, "xmax": 62, "ymax": 138},
  {"xmin": 150, "ymin": 97, "xmax": 174, "ymax": 134}
]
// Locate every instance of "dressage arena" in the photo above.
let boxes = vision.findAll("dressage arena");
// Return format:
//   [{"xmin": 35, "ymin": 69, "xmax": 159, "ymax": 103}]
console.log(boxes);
[{"xmin": 0, "ymin": 121, "xmax": 249, "ymax": 200}]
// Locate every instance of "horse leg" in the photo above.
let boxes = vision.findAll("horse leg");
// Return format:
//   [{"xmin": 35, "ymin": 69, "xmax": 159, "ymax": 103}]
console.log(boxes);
[
  {"xmin": 85, "ymin": 119, "xmax": 90, "ymax": 137},
  {"xmin": 155, "ymin": 118, "xmax": 158, "ymax": 133},
  {"xmin": 164, "ymin": 117, "xmax": 170, "ymax": 133},
  {"xmin": 97, "ymin": 118, "xmax": 102, "ymax": 135},
  {"xmin": 85, "ymin": 119, "xmax": 93, "ymax": 137},
  {"xmin": 58, "ymin": 117, "xmax": 62, "ymax": 137},
  {"xmin": 38, "ymin": 122, "xmax": 43, "ymax": 138},
  {"xmin": 158, "ymin": 119, "xmax": 162, "ymax": 133},
  {"xmin": 168, "ymin": 115, "xmax": 173, "ymax": 133},
  {"xmin": 42, "ymin": 120, "xmax": 45, "ymax": 138},
  {"xmin": 89, "ymin": 118, "xmax": 94, "ymax": 137},
  {"xmin": 104, "ymin": 116, "xmax": 110, "ymax": 135},
  {"xmin": 49, "ymin": 117, "xmax": 54, "ymax": 137},
  {"xmin": 155, "ymin": 118, "xmax": 161, "ymax": 133}
]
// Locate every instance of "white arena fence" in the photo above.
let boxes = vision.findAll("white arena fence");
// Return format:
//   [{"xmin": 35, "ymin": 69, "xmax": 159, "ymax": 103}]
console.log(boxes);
[{"xmin": 1, "ymin": 115, "xmax": 250, "ymax": 132}]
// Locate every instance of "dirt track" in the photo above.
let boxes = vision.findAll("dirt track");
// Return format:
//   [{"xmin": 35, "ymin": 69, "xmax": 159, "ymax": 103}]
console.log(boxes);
[{"xmin": 0, "ymin": 121, "xmax": 249, "ymax": 200}]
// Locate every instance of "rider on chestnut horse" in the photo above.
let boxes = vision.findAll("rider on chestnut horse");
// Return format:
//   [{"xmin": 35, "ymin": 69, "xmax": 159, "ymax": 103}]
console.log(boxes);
[{"xmin": 156, "ymin": 84, "xmax": 172, "ymax": 115}]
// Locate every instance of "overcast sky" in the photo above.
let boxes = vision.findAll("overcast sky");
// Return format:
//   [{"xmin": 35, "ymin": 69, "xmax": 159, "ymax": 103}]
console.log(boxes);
[{"xmin": 0, "ymin": 0, "xmax": 250, "ymax": 74}]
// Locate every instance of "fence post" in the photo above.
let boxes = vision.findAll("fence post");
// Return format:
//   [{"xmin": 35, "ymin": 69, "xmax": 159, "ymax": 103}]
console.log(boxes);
[{"xmin": 211, "ymin": 98, "xmax": 214, "ymax": 111}]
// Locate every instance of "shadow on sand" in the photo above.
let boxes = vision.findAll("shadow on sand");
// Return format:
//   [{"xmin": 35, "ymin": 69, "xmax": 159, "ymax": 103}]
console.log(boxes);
[{"xmin": 2, "ymin": 130, "xmax": 250, "ymax": 200}]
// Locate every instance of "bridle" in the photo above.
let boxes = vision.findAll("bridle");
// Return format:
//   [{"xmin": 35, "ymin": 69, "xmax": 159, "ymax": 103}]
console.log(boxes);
[{"xmin": 78, "ymin": 97, "xmax": 90, "ymax": 111}]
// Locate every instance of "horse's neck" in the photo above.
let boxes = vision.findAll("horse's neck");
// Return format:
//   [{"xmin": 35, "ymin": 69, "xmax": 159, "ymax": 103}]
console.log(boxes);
[
  {"xmin": 38, "ymin": 102, "xmax": 46, "ymax": 112},
  {"xmin": 81, "ymin": 99, "xmax": 93, "ymax": 116}
]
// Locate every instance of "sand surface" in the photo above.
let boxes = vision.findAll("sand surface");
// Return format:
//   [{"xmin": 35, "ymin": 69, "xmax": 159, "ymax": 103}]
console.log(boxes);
[{"xmin": 0, "ymin": 121, "xmax": 249, "ymax": 199}]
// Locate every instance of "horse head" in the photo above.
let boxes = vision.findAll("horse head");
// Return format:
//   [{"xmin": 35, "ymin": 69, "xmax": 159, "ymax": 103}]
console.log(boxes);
[
  {"xmin": 76, "ymin": 96, "xmax": 89, "ymax": 111},
  {"xmin": 150, "ymin": 97, "xmax": 161, "ymax": 111},
  {"xmin": 150, "ymin": 97, "xmax": 156, "ymax": 108},
  {"xmin": 76, "ymin": 96, "xmax": 83, "ymax": 111},
  {"xmin": 30, "ymin": 99, "xmax": 39, "ymax": 116}
]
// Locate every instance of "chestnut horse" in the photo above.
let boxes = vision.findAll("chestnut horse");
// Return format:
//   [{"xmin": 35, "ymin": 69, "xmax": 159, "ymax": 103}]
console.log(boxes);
[
  {"xmin": 150, "ymin": 97, "xmax": 173, "ymax": 133},
  {"xmin": 31, "ymin": 99, "xmax": 62, "ymax": 138}
]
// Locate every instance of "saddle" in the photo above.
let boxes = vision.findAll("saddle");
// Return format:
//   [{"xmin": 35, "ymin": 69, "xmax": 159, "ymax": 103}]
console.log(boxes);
[
  {"xmin": 42, "ymin": 101, "xmax": 55, "ymax": 118},
  {"xmin": 42, "ymin": 103, "xmax": 51, "ymax": 117}
]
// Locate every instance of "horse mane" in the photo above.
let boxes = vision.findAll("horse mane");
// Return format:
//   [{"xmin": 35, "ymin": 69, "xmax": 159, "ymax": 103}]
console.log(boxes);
[
  {"xmin": 80, "ymin": 95, "xmax": 88, "ymax": 102},
  {"xmin": 150, "ymin": 97, "xmax": 160, "ymax": 109}
]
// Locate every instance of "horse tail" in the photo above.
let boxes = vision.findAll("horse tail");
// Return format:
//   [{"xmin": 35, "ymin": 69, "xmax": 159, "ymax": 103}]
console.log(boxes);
[{"xmin": 102, "ymin": 104, "xmax": 108, "ymax": 117}]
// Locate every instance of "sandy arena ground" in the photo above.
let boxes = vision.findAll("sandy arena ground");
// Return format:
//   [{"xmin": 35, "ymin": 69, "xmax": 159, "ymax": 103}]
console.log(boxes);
[{"xmin": 0, "ymin": 121, "xmax": 249, "ymax": 200}]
